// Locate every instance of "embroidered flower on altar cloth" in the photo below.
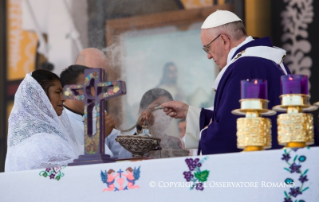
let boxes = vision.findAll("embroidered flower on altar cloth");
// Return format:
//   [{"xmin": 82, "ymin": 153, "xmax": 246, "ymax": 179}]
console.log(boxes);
[
  {"xmin": 39, "ymin": 166, "xmax": 66, "ymax": 181},
  {"xmin": 183, "ymin": 171, "xmax": 194, "ymax": 182},
  {"xmin": 183, "ymin": 157, "xmax": 209, "ymax": 191},
  {"xmin": 49, "ymin": 173, "xmax": 55, "ymax": 179},
  {"xmin": 196, "ymin": 183, "xmax": 204, "ymax": 191},
  {"xmin": 289, "ymin": 187, "xmax": 302, "ymax": 197},
  {"xmin": 292, "ymin": 148, "xmax": 299, "ymax": 152},
  {"xmin": 299, "ymin": 175, "xmax": 308, "ymax": 183},
  {"xmin": 282, "ymin": 153, "xmax": 291, "ymax": 162},
  {"xmin": 284, "ymin": 198, "xmax": 292, "ymax": 202},
  {"xmin": 282, "ymin": 147, "xmax": 310, "ymax": 202},
  {"xmin": 289, "ymin": 163, "xmax": 301, "ymax": 173}
]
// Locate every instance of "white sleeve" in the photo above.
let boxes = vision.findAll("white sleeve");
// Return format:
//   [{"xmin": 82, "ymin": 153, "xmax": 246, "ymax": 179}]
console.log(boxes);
[
  {"xmin": 5, "ymin": 133, "xmax": 77, "ymax": 172},
  {"xmin": 184, "ymin": 106, "xmax": 202, "ymax": 149},
  {"xmin": 105, "ymin": 129, "xmax": 124, "ymax": 158}
]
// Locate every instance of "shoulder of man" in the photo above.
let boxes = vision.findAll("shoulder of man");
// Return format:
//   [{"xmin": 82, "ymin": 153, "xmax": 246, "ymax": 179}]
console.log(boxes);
[{"xmin": 230, "ymin": 56, "xmax": 281, "ymax": 73}]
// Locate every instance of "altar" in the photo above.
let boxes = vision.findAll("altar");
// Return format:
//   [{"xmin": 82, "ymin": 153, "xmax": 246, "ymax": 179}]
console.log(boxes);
[
  {"xmin": 1, "ymin": 147, "xmax": 318, "ymax": 202},
  {"xmin": 2, "ymin": 61, "xmax": 319, "ymax": 202}
]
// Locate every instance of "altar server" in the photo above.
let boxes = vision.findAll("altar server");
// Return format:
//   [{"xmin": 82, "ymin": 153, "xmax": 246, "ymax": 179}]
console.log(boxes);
[
  {"xmin": 60, "ymin": 63, "xmax": 122, "ymax": 158},
  {"xmin": 162, "ymin": 10, "xmax": 318, "ymax": 154}
]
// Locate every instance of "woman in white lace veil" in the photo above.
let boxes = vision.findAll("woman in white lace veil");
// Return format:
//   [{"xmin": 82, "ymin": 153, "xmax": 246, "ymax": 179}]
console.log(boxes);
[{"xmin": 5, "ymin": 70, "xmax": 82, "ymax": 172}]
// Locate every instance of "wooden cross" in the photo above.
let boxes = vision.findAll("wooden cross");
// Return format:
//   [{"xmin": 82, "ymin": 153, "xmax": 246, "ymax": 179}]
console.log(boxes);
[{"xmin": 63, "ymin": 68, "xmax": 126, "ymax": 165}]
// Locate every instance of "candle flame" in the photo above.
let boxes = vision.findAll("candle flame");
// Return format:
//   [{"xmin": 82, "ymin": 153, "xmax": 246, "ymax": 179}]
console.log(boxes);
[
  {"xmin": 289, "ymin": 77, "xmax": 293, "ymax": 81},
  {"xmin": 254, "ymin": 80, "xmax": 258, "ymax": 85}
]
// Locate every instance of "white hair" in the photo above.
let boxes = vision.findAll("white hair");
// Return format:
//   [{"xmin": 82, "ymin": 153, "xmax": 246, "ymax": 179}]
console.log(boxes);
[{"xmin": 208, "ymin": 21, "xmax": 247, "ymax": 41}]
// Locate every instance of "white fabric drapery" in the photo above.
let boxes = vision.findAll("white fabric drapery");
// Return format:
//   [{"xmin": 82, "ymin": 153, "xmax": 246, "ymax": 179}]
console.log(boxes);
[{"xmin": 5, "ymin": 73, "xmax": 82, "ymax": 172}]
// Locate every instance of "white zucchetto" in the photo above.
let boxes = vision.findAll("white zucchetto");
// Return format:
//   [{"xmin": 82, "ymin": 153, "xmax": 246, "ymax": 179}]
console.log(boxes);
[{"xmin": 201, "ymin": 10, "xmax": 242, "ymax": 29}]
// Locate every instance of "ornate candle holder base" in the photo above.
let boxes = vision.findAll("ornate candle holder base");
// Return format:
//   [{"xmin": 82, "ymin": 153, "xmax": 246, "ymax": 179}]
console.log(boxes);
[
  {"xmin": 232, "ymin": 99, "xmax": 275, "ymax": 151},
  {"xmin": 237, "ymin": 117, "xmax": 272, "ymax": 150},
  {"xmin": 277, "ymin": 112, "xmax": 314, "ymax": 147},
  {"xmin": 115, "ymin": 135, "xmax": 161, "ymax": 158},
  {"xmin": 243, "ymin": 146, "xmax": 264, "ymax": 152},
  {"xmin": 286, "ymin": 142, "xmax": 307, "ymax": 148},
  {"xmin": 273, "ymin": 95, "xmax": 317, "ymax": 148}
]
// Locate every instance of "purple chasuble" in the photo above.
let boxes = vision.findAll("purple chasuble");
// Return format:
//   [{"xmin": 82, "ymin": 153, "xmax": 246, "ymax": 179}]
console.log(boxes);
[{"xmin": 199, "ymin": 37, "xmax": 319, "ymax": 155}]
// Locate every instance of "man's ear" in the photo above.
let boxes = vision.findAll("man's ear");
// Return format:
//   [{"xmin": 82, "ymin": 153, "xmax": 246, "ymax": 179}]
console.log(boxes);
[{"xmin": 221, "ymin": 34, "xmax": 230, "ymax": 50}]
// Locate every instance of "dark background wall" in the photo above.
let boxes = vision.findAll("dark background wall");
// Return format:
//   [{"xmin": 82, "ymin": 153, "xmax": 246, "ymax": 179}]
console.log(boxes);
[
  {"xmin": 0, "ymin": 0, "xmax": 7, "ymax": 172},
  {"xmin": 272, "ymin": 0, "xmax": 319, "ymax": 126}
]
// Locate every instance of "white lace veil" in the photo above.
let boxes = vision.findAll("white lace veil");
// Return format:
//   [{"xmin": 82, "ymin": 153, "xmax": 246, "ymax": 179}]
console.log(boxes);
[{"xmin": 5, "ymin": 73, "xmax": 82, "ymax": 172}]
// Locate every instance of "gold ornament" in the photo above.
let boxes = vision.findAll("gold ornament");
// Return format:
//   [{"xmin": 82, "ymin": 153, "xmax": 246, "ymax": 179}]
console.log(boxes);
[
  {"xmin": 232, "ymin": 99, "xmax": 276, "ymax": 151},
  {"xmin": 237, "ymin": 117, "xmax": 272, "ymax": 151},
  {"xmin": 277, "ymin": 112, "xmax": 314, "ymax": 147},
  {"xmin": 273, "ymin": 94, "xmax": 317, "ymax": 148}
]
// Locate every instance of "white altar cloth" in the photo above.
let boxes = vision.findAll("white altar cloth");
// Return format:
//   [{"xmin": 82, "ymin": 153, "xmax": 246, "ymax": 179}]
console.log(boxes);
[{"xmin": 1, "ymin": 147, "xmax": 319, "ymax": 202}]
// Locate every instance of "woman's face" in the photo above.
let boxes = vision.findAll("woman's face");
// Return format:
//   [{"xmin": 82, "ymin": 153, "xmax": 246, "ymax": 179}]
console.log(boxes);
[{"xmin": 48, "ymin": 80, "xmax": 65, "ymax": 116}]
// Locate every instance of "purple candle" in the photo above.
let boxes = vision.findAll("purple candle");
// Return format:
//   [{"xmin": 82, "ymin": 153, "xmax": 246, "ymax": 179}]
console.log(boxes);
[
  {"xmin": 241, "ymin": 79, "xmax": 267, "ymax": 99},
  {"xmin": 281, "ymin": 75, "xmax": 308, "ymax": 95}
]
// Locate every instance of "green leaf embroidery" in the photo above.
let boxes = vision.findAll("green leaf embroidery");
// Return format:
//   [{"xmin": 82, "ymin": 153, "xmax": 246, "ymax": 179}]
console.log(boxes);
[
  {"xmin": 293, "ymin": 155, "xmax": 298, "ymax": 162},
  {"xmin": 302, "ymin": 169, "xmax": 308, "ymax": 176},
  {"xmin": 194, "ymin": 170, "xmax": 209, "ymax": 182},
  {"xmin": 284, "ymin": 191, "xmax": 288, "ymax": 198},
  {"xmin": 284, "ymin": 168, "xmax": 291, "ymax": 172},
  {"xmin": 302, "ymin": 187, "xmax": 309, "ymax": 192},
  {"xmin": 199, "ymin": 157, "xmax": 208, "ymax": 164}
]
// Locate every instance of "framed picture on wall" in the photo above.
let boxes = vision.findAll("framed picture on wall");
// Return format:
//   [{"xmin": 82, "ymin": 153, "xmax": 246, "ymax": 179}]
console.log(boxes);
[{"xmin": 106, "ymin": 4, "xmax": 234, "ymax": 136}]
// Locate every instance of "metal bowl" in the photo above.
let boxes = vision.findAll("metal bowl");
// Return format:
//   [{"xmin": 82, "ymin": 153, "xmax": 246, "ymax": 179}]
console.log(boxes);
[{"xmin": 115, "ymin": 135, "xmax": 161, "ymax": 158}]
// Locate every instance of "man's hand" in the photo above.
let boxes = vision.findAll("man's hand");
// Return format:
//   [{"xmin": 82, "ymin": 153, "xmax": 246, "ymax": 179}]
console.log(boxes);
[
  {"xmin": 161, "ymin": 101, "xmax": 189, "ymax": 119},
  {"xmin": 104, "ymin": 111, "xmax": 115, "ymax": 138}
]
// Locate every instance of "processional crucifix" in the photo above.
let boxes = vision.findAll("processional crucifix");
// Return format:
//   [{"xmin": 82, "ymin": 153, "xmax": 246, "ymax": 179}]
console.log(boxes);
[{"xmin": 63, "ymin": 68, "xmax": 126, "ymax": 165}]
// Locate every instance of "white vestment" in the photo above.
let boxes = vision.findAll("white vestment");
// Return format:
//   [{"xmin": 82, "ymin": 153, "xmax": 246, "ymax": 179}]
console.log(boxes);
[
  {"xmin": 64, "ymin": 108, "xmax": 122, "ymax": 158},
  {"xmin": 5, "ymin": 74, "xmax": 82, "ymax": 172}
]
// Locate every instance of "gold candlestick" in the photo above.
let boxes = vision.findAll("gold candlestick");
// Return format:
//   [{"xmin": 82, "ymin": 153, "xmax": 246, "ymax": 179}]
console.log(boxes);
[
  {"xmin": 232, "ymin": 99, "xmax": 276, "ymax": 151},
  {"xmin": 273, "ymin": 94, "xmax": 317, "ymax": 148}
]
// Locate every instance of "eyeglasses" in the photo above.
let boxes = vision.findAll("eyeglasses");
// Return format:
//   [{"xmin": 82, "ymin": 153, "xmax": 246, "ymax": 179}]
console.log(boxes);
[{"xmin": 202, "ymin": 34, "xmax": 221, "ymax": 53}]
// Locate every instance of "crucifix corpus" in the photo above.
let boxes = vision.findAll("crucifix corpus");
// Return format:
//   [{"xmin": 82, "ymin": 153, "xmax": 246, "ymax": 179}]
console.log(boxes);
[{"xmin": 63, "ymin": 68, "xmax": 126, "ymax": 165}]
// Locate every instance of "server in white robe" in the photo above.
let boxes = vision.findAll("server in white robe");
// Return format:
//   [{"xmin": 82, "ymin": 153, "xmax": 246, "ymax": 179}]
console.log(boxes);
[{"xmin": 60, "ymin": 64, "xmax": 122, "ymax": 158}]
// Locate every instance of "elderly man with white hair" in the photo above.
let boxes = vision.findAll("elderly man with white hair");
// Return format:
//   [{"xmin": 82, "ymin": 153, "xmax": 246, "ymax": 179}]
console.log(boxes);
[{"xmin": 162, "ymin": 10, "xmax": 298, "ymax": 155}]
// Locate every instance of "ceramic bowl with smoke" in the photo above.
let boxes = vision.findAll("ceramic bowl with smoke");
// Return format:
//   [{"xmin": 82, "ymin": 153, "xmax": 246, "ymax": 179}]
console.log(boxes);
[
  {"xmin": 115, "ymin": 105, "xmax": 189, "ymax": 158},
  {"xmin": 115, "ymin": 121, "xmax": 161, "ymax": 158}
]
